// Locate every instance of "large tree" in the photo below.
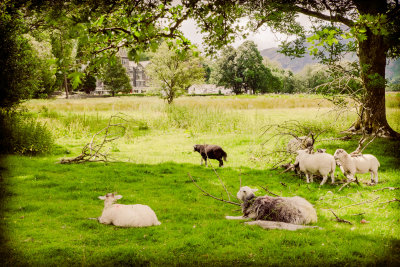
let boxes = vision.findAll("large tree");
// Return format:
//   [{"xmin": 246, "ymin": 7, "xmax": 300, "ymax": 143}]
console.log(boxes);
[
  {"xmin": 212, "ymin": 41, "xmax": 278, "ymax": 94},
  {"xmin": 146, "ymin": 42, "xmax": 205, "ymax": 104},
  {"xmin": 103, "ymin": 56, "xmax": 132, "ymax": 97},
  {"xmin": 190, "ymin": 0, "xmax": 400, "ymax": 138}
]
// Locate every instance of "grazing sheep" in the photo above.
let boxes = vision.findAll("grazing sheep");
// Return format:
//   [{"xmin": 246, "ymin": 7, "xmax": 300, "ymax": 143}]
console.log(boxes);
[
  {"xmin": 98, "ymin": 193, "xmax": 161, "ymax": 227},
  {"xmin": 226, "ymin": 186, "xmax": 317, "ymax": 225},
  {"xmin": 333, "ymin": 149, "xmax": 380, "ymax": 184},
  {"xmin": 287, "ymin": 136, "xmax": 314, "ymax": 153},
  {"xmin": 294, "ymin": 149, "xmax": 336, "ymax": 185},
  {"xmin": 193, "ymin": 144, "xmax": 227, "ymax": 167}
]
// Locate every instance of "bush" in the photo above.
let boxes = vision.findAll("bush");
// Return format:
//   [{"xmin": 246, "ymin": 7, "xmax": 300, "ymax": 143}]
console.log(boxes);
[{"xmin": 0, "ymin": 111, "xmax": 54, "ymax": 155}]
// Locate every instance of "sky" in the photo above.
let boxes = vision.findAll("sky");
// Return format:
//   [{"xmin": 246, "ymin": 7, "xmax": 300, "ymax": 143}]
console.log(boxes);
[{"xmin": 179, "ymin": 15, "xmax": 314, "ymax": 52}]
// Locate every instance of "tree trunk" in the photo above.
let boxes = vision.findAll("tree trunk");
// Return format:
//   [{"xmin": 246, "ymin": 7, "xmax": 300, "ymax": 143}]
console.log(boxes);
[
  {"xmin": 349, "ymin": 33, "xmax": 399, "ymax": 138},
  {"xmin": 349, "ymin": 1, "xmax": 400, "ymax": 139},
  {"xmin": 64, "ymin": 73, "xmax": 69, "ymax": 99}
]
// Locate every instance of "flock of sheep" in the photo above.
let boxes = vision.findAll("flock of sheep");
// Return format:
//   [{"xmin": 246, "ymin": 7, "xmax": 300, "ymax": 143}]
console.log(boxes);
[{"xmin": 96, "ymin": 141, "xmax": 380, "ymax": 229}]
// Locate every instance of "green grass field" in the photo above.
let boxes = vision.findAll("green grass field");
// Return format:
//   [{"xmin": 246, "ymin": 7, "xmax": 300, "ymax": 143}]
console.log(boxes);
[{"xmin": 1, "ymin": 94, "xmax": 400, "ymax": 266}]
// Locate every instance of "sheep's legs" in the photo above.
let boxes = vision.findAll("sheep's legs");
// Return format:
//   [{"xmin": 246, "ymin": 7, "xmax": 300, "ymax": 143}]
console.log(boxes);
[
  {"xmin": 306, "ymin": 174, "xmax": 313, "ymax": 183},
  {"xmin": 371, "ymin": 171, "xmax": 378, "ymax": 184},
  {"xmin": 218, "ymin": 159, "xmax": 223, "ymax": 167},
  {"xmin": 320, "ymin": 175, "xmax": 328, "ymax": 185}
]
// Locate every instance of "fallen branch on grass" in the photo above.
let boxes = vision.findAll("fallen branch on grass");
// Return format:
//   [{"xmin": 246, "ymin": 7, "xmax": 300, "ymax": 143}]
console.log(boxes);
[
  {"xmin": 338, "ymin": 196, "xmax": 380, "ymax": 210},
  {"xmin": 329, "ymin": 209, "xmax": 352, "ymax": 225},
  {"xmin": 373, "ymin": 187, "xmax": 400, "ymax": 192},
  {"xmin": 259, "ymin": 185, "xmax": 280, "ymax": 197},
  {"xmin": 379, "ymin": 198, "xmax": 400, "ymax": 205},
  {"xmin": 188, "ymin": 173, "xmax": 240, "ymax": 206},
  {"xmin": 60, "ymin": 114, "xmax": 127, "ymax": 164},
  {"xmin": 338, "ymin": 177, "xmax": 360, "ymax": 192}
]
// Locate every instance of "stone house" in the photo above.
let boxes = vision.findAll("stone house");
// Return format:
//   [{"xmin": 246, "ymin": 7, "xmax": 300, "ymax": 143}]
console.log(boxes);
[{"xmin": 93, "ymin": 50, "xmax": 151, "ymax": 95}]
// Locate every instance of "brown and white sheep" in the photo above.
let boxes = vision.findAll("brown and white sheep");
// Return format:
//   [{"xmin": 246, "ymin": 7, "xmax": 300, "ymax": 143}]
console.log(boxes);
[{"xmin": 193, "ymin": 144, "xmax": 227, "ymax": 167}]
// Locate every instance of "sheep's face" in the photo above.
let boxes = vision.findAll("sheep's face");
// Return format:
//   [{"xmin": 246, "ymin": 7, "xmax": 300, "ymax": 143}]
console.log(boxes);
[
  {"xmin": 317, "ymin": 148, "xmax": 327, "ymax": 153},
  {"xmin": 193, "ymin": 145, "xmax": 201, "ymax": 152},
  {"xmin": 334, "ymin": 149, "xmax": 347, "ymax": 160},
  {"xmin": 237, "ymin": 186, "xmax": 258, "ymax": 202},
  {"xmin": 98, "ymin": 193, "xmax": 123, "ymax": 204}
]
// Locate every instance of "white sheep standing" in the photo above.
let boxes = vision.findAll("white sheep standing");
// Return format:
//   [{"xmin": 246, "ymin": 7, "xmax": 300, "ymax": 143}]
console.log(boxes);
[
  {"xmin": 97, "ymin": 193, "xmax": 161, "ymax": 227},
  {"xmin": 294, "ymin": 149, "xmax": 336, "ymax": 185},
  {"xmin": 226, "ymin": 186, "xmax": 317, "ymax": 225},
  {"xmin": 333, "ymin": 149, "xmax": 380, "ymax": 184}
]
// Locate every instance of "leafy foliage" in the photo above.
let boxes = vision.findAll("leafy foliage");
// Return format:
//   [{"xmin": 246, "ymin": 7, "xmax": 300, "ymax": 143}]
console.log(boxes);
[
  {"xmin": 102, "ymin": 56, "xmax": 132, "ymax": 96},
  {"xmin": 0, "ymin": 111, "xmax": 53, "ymax": 155},
  {"xmin": 212, "ymin": 41, "xmax": 280, "ymax": 94},
  {"xmin": 146, "ymin": 42, "xmax": 205, "ymax": 103}
]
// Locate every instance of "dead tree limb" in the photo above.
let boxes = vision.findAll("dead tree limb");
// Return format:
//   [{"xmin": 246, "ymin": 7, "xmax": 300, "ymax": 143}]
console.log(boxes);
[
  {"xmin": 329, "ymin": 209, "xmax": 352, "ymax": 225},
  {"xmin": 338, "ymin": 177, "xmax": 360, "ymax": 192},
  {"xmin": 60, "ymin": 114, "xmax": 128, "ymax": 164},
  {"xmin": 188, "ymin": 173, "xmax": 240, "ymax": 206},
  {"xmin": 373, "ymin": 187, "xmax": 400, "ymax": 192},
  {"xmin": 205, "ymin": 151, "xmax": 232, "ymax": 201},
  {"xmin": 338, "ymin": 196, "xmax": 380, "ymax": 209},
  {"xmin": 379, "ymin": 198, "xmax": 400, "ymax": 205},
  {"xmin": 259, "ymin": 185, "xmax": 280, "ymax": 197}
]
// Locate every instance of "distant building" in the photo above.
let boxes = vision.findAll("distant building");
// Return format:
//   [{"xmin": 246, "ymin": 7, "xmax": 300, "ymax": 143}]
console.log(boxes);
[
  {"xmin": 188, "ymin": 84, "xmax": 233, "ymax": 95},
  {"xmin": 92, "ymin": 50, "xmax": 151, "ymax": 95}
]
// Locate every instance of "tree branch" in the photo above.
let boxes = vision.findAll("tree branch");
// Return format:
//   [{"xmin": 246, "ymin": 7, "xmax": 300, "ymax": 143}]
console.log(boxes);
[
  {"xmin": 188, "ymin": 173, "xmax": 241, "ymax": 206},
  {"xmin": 293, "ymin": 5, "xmax": 354, "ymax": 27}
]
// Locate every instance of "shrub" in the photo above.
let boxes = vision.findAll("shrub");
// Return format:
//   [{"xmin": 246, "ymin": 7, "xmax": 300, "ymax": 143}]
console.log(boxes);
[{"xmin": 0, "ymin": 111, "xmax": 54, "ymax": 155}]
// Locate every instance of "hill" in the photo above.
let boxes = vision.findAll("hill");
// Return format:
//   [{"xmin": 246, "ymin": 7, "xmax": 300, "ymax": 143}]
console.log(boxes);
[{"xmin": 260, "ymin": 46, "xmax": 400, "ymax": 82}]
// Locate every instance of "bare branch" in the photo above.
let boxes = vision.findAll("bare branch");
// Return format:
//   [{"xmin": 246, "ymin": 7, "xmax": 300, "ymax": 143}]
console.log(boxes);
[
  {"xmin": 373, "ymin": 187, "xmax": 400, "ymax": 192},
  {"xmin": 338, "ymin": 196, "xmax": 380, "ymax": 209},
  {"xmin": 188, "ymin": 173, "xmax": 241, "ymax": 206},
  {"xmin": 259, "ymin": 185, "xmax": 280, "ymax": 197},
  {"xmin": 329, "ymin": 209, "xmax": 352, "ymax": 224},
  {"xmin": 379, "ymin": 198, "xmax": 400, "ymax": 205}
]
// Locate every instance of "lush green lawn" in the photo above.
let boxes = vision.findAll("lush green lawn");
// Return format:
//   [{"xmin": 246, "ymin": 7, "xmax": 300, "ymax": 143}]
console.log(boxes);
[{"xmin": 1, "ymin": 94, "xmax": 400, "ymax": 266}]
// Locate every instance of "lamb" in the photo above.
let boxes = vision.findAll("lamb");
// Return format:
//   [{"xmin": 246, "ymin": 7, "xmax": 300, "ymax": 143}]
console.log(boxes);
[
  {"xmin": 97, "ymin": 193, "xmax": 161, "ymax": 227},
  {"xmin": 287, "ymin": 136, "xmax": 314, "ymax": 153},
  {"xmin": 333, "ymin": 149, "xmax": 380, "ymax": 184},
  {"xmin": 193, "ymin": 144, "xmax": 227, "ymax": 167},
  {"xmin": 226, "ymin": 186, "xmax": 317, "ymax": 225},
  {"xmin": 294, "ymin": 149, "xmax": 336, "ymax": 185}
]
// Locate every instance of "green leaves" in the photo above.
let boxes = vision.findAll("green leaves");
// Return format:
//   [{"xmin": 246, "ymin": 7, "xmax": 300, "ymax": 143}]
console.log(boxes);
[{"xmin": 68, "ymin": 71, "xmax": 85, "ymax": 89}]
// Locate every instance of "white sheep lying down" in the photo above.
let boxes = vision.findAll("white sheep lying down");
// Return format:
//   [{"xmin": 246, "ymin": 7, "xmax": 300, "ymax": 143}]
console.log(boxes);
[
  {"xmin": 98, "ymin": 193, "xmax": 161, "ymax": 227},
  {"xmin": 294, "ymin": 149, "xmax": 336, "ymax": 185},
  {"xmin": 334, "ymin": 149, "xmax": 380, "ymax": 183},
  {"xmin": 226, "ymin": 186, "xmax": 317, "ymax": 226}
]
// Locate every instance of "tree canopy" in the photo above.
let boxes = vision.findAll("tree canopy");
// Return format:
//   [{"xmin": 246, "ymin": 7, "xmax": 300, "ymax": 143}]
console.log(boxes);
[
  {"xmin": 2, "ymin": 0, "xmax": 400, "ymax": 137},
  {"xmin": 146, "ymin": 42, "xmax": 204, "ymax": 104}
]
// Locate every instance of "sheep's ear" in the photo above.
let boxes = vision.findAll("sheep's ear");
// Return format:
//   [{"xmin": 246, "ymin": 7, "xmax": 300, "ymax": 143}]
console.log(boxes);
[
  {"xmin": 251, "ymin": 188, "xmax": 258, "ymax": 192},
  {"xmin": 98, "ymin": 196, "xmax": 106, "ymax": 200},
  {"xmin": 115, "ymin": 195, "xmax": 123, "ymax": 199}
]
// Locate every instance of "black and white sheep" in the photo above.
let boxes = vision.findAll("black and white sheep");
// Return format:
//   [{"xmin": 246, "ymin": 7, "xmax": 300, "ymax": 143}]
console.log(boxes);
[
  {"xmin": 226, "ymin": 186, "xmax": 317, "ymax": 225},
  {"xmin": 193, "ymin": 144, "xmax": 227, "ymax": 167},
  {"xmin": 333, "ymin": 149, "xmax": 380, "ymax": 184},
  {"xmin": 97, "ymin": 193, "xmax": 161, "ymax": 227}
]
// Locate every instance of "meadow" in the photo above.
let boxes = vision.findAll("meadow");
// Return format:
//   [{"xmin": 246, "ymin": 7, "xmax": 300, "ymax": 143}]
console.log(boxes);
[{"xmin": 1, "ymin": 93, "xmax": 399, "ymax": 266}]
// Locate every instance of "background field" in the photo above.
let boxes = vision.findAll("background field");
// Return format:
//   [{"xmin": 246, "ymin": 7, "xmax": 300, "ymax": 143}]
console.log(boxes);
[{"xmin": 1, "ymin": 94, "xmax": 400, "ymax": 266}]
